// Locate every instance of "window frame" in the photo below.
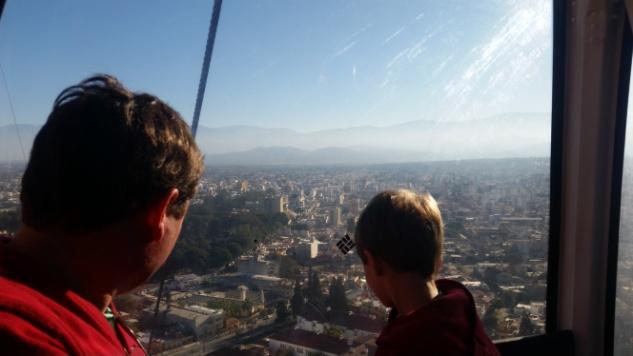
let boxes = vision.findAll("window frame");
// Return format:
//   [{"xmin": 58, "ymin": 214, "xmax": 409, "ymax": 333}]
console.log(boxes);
[
  {"xmin": 604, "ymin": 8, "xmax": 633, "ymax": 356},
  {"xmin": 553, "ymin": 0, "xmax": 633, "ymax": 354},
  {"xmin": 547, "ymin": 0, "xmax": 566, "ymax": 335}
]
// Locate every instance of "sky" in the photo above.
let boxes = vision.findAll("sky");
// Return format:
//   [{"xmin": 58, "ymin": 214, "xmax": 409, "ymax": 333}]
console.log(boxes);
[{"xmin": 0, "ymin": 0, "xmax": 552, "ymax": 132}]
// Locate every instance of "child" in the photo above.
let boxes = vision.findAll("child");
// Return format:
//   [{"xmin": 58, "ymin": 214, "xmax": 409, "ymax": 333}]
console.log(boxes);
[{"xmin": 355, "ymin": 190, "xmax": 499, "ymax": 356}]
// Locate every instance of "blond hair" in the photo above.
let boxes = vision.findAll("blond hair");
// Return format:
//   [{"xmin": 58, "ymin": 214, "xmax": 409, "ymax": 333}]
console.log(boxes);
[{"xmin": 354, "ymin": 189, "xmax": 444, "ymax": 279}]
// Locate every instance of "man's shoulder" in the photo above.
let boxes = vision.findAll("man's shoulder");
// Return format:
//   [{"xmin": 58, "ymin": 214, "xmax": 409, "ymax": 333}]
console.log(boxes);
[
  {"xmin": 0, "ymin": 275, "xmax": 72, "ymax": 353},
  {"xmin": 0, "ymin": 239, "xmax": 77, "ymax": 318},
  {"xmin": 0, "ymin": 308, "xmax": 68, "ymax": 355},
  {"xmin": 0, "ymin": 274, "xmax": 124, "ymax": 355},
  {"xmin": 0, "ymin": 261, "xmax": 72, "ymax": 311},
  {"xmin": 0, "ymin": 274, "xmax": 77, "ymax": 337},
  {"xmin": 0, "ymin": 273, "xmax": 57, "ymax": 312}
]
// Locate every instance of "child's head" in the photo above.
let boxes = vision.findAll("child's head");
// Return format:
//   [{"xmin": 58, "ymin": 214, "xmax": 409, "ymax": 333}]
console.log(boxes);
[{"xmin": 354, "ymin": 189, "xmax": 444, "ymax": 306}]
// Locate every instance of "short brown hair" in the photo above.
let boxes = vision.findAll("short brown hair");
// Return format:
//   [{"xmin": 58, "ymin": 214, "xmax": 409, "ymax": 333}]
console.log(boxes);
[
  {"xmin": 354, "ymin": 189, "xmax": 444, "ymax": 280},
  {"xmin": 21, "ymin": 75, "xmax": 204, "ymax": 232}
]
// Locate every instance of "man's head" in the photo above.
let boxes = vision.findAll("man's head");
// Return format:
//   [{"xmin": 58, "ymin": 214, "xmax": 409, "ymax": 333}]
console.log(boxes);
[
  {"xmin": 354, "ymin": 189, "xmax": 443, "ymax": 306},
  {"xmin": 20, "ymin": 75, "xmax": 203, "ymax": 290}
]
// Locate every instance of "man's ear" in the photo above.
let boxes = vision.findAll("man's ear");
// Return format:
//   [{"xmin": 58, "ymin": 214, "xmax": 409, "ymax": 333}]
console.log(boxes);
[
  {"xmin": 146, "ymin": 188, "xmax": 180, "ymax": 241},
  {"xmin": 363, "ymin": 249, "xmax": 384, "ymax": 276}
]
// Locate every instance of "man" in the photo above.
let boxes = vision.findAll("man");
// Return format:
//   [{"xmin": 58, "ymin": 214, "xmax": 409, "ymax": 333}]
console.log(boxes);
[
  {"xmin": 0, "ymin": 75, "xmax": 204, "ymax": 355},
  {"xmin": 355, "ymin": 189, "xmax": 499, "ymax": 356}
]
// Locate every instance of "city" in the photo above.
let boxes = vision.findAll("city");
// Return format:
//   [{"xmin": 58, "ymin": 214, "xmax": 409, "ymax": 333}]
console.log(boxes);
[{"xmin": 0, "ymin": 157, "xmax": 549, "ymax": 355}]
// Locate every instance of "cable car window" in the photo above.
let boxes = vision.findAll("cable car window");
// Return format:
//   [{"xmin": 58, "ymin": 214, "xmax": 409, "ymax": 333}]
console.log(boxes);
[{"xmin": 0, "ymin": 0, "xmax": 553, "ymax": 352}]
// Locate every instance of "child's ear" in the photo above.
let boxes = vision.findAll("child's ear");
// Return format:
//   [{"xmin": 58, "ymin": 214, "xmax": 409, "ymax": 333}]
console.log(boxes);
[{"xmin": 364, "ymin": 249, "xmax": 384, "ymax": 276}]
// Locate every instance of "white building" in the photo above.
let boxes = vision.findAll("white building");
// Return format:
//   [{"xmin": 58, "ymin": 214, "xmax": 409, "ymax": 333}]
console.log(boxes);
[
  {"xmin": 163, "ymin": 306, "xmax": 224, "ymax": 338},
  {"xmin": 330, "ymin": 207, "xmax": 343, "ymax": 226},
  {"xmin": 268, "ymin": 329, "xmax": 363, "ymax": 356},
  {"xmin": 296, "ymin": 307, "xmax": 383, "ymax": 343},
  {"xmin": 170, "ymin": 273, "xmax": 203, "ymax": 290},
  {"xmin": 237, "ymin": 255, "xmax": 279, "ymax": 276},
  {"xmin": 295, "ymin": 238, "xmax": 320, "ymax": 260},
  {"xmin": 268, "ymin": 195, "xmax": 288, "ymax": 214}
]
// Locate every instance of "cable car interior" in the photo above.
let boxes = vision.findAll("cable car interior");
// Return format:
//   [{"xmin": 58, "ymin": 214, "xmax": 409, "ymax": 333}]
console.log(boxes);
[{"xmin": 2, "ymin": 0, "xmax": 633, "ymax": 355}]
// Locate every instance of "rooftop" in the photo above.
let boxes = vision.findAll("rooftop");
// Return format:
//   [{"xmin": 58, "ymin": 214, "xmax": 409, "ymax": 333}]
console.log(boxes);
[
  {"xmin": 298, "ymin": 307, "xmax": 384, "ymax": 333},
  {"xmin": 268, "ymin": 329, "xmax": 359, "ymax": 354}
]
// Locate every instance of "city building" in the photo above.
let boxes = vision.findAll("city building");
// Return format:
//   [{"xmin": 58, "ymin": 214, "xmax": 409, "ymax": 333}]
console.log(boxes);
[
  {"xmin": 170, "ymin": 273, "xmax": 204, "ymax": 290},
  {"xmin": 268, "ymin": 329, "xmax": 364, "ymax": 356},
  {"xmin": 268, "ymin": 195, "xmax": 288, "ymax": 214},
  {"xmin": 237, "ymin": 255, "xmax": 279, "ymax": 276},
  {"xmin": 330, "ymin": 207, "xmax": 342, "ymax": 226},
  {"xmin": 296, "ymin": 307, "xmax": 384, "ymax": 342},
  {"xmin": 295, "ymin": 237, "xmax": 320, "ymax": 261},
  {"xmin": 240, "ymin": 180, "xmax": 249, "ymax": 193}
]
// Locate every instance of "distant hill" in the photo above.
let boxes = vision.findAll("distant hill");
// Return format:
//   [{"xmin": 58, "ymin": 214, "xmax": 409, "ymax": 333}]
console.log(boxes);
[
  {"xmin": 196, "ymin": 112, "xmax": 549, "ymax": 156},
  {"xmin": 200, "ymin": 112, "xmax": 550, "ymax": 164},
  {"xmin": 0, "ymin": 112, "xmax": 550, "ymax": 164},
  {"xmin": 205, "ymin": 146, "xmax": 432, "ymax": 166}
]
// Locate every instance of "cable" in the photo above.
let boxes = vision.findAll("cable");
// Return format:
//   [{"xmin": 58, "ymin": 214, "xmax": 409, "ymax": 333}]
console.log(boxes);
[
  {"xmin": 0, "ymin": 0, "xmax": 6, "ymax": 24},
  {"xmin": 0, "ymin": 62, "xmax": 26, "ymax": 161},
  {"xmin": 191, "ymin": 0, "xmax": 223, "ymax": 138}
]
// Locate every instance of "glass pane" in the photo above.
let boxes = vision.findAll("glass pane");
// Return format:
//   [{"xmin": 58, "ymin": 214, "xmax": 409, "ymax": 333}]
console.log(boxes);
[
  {"xmin": 197, "ymin": 0, "xmax": 552, "ymax": 350},
  {"xmin": 614, "ymin": 53, "xmax": 633, "ymax": 356},
  {"xmin": 0, "ymin": 0, "xmax": 553, "ymax": 353}
]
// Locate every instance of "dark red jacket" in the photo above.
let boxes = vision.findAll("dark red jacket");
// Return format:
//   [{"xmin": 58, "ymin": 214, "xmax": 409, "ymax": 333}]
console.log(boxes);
[
  {"xmin": 0, "ymin": 236, "xmax": 146, "ymax": 355},
  {"xmin": 375, "ymin": 279, "xmax": 500, "ymax": 356}
]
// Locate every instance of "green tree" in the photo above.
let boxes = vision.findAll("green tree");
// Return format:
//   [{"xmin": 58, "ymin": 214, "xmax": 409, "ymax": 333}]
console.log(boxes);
[
  {"xmin": 324, "ymin": 326, "xmax": 343, "ymax": 338},
  {"xmin": 226, "ymin": 241, "xmax": 243, "ymax": 257},
  {"xmin": 279, "ymin": 256, "xmax": 300, "ymax": 280},
  {"xmin": 483, "ymin": 268, "xmax": 500, "ymax": 292},
  {"xmin": 518, "ymin": 311, "xmax": 535, "ymax": 336},
  {"xmin": 206, "ymin": 246, "xmax": 233, "ymax": 269},
  {"xmin": 275, "ymin": 301, "xmax": 290, "ymax": 323},
  {"xmin": 500, "ymin": 290, "xmax": 518, "ymax": 309},
  {"xmin": 505, "ymin": 244, "xmax": 525, "ymax": 265},
  {"xmin": 152, "ymin": 192, "xmax": 288, "ymax": 280},
  {"xmin": 483, "ymin": 299, "xmax": 503, "ymax": 337},
  {"xmin": 305, "ymin": 271, "xmax": 324, "ymax": 310},
  {"xmin": 290, "ymin": 280, "xmax": 304, "ymax": 316},
  {"xmin": 326, "ymin": 277, "xmax": 349, "ymax": 318}
]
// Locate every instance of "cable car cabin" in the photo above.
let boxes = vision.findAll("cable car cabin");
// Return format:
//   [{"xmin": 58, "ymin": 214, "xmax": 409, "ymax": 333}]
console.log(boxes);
[{"xmin": 0, "ymin": 0, "xmax": 632, "ymax": 355}]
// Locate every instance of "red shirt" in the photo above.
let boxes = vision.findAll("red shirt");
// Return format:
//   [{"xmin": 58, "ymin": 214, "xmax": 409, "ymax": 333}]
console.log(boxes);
[
  {"xmin": 375, "ymin": 279, "xmax": 500, "ymax": 356},
  {"xmin": 0, "ymin": 236, "xmax": 146, "ymax": 355}
]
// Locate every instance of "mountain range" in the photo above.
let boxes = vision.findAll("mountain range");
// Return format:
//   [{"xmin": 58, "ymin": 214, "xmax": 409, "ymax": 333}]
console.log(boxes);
[{"xmin": 0, "ymin": 112, "xmax": 550, "ymax": 165}]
